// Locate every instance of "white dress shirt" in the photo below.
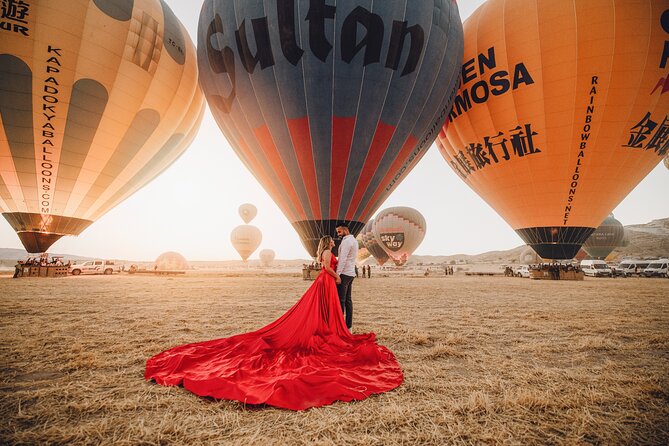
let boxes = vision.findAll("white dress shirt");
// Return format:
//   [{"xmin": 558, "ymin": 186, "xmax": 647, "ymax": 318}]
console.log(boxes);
[{"xmin": 336, "ymin": 234, "xmax": 358, "ymax": 277}]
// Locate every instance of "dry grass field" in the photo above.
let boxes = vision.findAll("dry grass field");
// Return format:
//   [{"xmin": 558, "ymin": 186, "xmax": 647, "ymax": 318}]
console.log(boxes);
[{"xmin": 1, "ymin": 272, "xmax": 668, "ymax": 445}]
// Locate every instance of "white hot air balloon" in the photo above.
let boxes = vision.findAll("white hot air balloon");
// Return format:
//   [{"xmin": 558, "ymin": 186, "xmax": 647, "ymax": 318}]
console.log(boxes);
[
  {"xmin": 231, "ymin": 225, "xmax": 262, "ymax": 261},
  {"xmin": 238, "ymin": 203, "xmax": 258, "ymax": 224},
  {"xmin": 259, "ymin": 249, "xmax": 275, "ymax": 267},
  {"xmin": 373, "ymin": 207, "xmax": 426, "ymax": 266}
]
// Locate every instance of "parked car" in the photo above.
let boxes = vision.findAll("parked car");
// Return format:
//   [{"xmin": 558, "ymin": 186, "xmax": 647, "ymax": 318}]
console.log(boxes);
[
  {"xmin": 69, "ymin": 260, "xmax": 121, "ymax": 275},
  {"xmin": 642, "ymin": 259, "xmax": 669, "ymax": 278},
  {"xmin": 514, "ymin": 265, "xmax": 531, "ymax": 278},
  {"xmin": 618, "ymin": 260, "xmax": 652, "ymax": 277},
  {"xmin": 580, "ymin": 260, "xmax": 612, "ymax": 277}
]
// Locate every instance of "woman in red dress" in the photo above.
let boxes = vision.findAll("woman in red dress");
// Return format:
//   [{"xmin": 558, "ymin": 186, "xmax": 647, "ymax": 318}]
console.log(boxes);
[{"xmin": 145, "ymin": 236, "xmax": 403, "ymax": 410}]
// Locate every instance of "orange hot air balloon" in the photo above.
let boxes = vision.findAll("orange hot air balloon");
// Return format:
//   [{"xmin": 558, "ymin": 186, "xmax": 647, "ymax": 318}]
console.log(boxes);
[
  {"xmin": 372, "ymin": 207, "xmax": 426, "ymax": 266},
  {"xmin": 238, "ymin": 203, "xmax": 257, "ymax": 224},
  {"xmin": 259, "ymin": 248, "xmax": 275, "ymax": 267},
  {"xmin": 231, "ymin": 225, "xmax": 262, "ymax": 261},
  {"xmin": 0, "ymin": 0, "xmax": 204, "ymax": 253},
  {"xmin": 582, "ymin": 214, "xmax": 625, "ymax": 260},
  {"xmin": 198, "ymin": 0, "xmax": 464, "ymax": 257},
  {"xmin": 436, "ymin": 0, "xmax": 669, "ymax": 259}
]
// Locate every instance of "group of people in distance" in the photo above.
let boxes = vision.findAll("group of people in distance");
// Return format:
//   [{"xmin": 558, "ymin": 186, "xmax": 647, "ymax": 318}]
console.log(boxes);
[{"xmin": 145, "ymin": 225, "xmax": 403, "ymax": 410}]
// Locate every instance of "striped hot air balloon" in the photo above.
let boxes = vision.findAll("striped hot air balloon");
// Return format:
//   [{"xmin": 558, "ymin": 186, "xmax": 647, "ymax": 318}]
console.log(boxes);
[
  {"xmin": 360, "ymin": 219, "xmax": 389, "ymax": 266},
  {"xmin": 0, "ymin": 0, "xmax": 204, "ymax": 253},
  {"xmin": 436, "ymin": 0, "xmax": 669, "ymax": 260},
  {"xmin": 372, "ymin": 207, "xmax": 426, "ymax": 266},
  {"xmin": 198, "ymin": 0, "xmax": 464, "ymax": 256}
]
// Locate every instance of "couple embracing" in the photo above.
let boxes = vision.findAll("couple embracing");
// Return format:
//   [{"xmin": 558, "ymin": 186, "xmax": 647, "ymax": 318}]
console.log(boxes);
[{"xmin": 145, "ymin": 224, "xmax": 402, "ymax": 411}]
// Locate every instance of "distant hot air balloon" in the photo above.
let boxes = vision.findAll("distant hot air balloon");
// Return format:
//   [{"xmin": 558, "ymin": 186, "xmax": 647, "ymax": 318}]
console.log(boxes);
[
  {"xmin": 238, "ymin": 203, "xmax": 257, "ymax": 224},
  {"xmin": 519, "ymin": 246, "xmax": 541, "ymax": 265},
  {"xmin": 436, "ymin": 0, "xmax": 669, "ymax": 260},
  {"xmin": 155, "ymin": 252, "xmax": 190, "ymax": 271},
  {"xmin": 356, "ymin": 235, "xmax": 371, "ymax": 263},
  {"xmin": 0, "ymin": 0, "xmax": 204, "ymax": 253},
  {"xmin": 231, "ymin": 225, "xmax": 262, "ymax": 261},
  {"xmin": 198, "ymin": 0, "xmax": 464, "ymax": 256},
  {"xmin": 259, "ymin": 248, "xmax": 275, "ymax": 267},
  {"xmin": 373, "ymin": 207, "xmax": 426, "ymax": 266},
  {"xmin": 582, "ymin": 214, "xmax": 625, "ymax": 260},
  {"xmin": 360, "ymin": 219, "xmax": 389, "ymax": 266}
]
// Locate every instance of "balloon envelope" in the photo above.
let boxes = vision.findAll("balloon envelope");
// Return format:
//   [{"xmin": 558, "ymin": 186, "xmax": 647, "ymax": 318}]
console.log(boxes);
[
  {"xmin": 231, "ymin": 225, "xmax": 262, "ymax": 261},
  {"xmin": 582, "ymin": 214, "xmax": 625, "ymax": 260},
  {"xmin": 436, "ymin": 0, "xmax": 669, "ymax": 259},
  {"xmin": 238, "ymin": 203, "xmax": 257, "ymax": 224},
  {"xmin": 259, "ymin": 248, "xmax": 275, "ymax": 267},
  {"xmin": 155, "ymin": 252, "xmax": 189, "ymax": 271},
  {"xmin": 0, "ymin": 0, "xmax": 204, "ymax": 253},
  {"xmin": 519, "ymin": 246, "xmax": 542, "ymax": 265},
  {"xmin": 198, "ymin": 0, "xmax": 464, "ymax": 256},
  {"xmin": 360, "ymin": 219, "xmax": 389, "ymax": 266},
  {"xmin": 372, "ymin": 207, "xmax": 426, "ymax": 266}
]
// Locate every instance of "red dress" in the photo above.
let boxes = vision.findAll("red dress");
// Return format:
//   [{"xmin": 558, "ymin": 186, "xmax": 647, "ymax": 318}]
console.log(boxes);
[{"xmin": 145, "ymin": 255, "xmax": 403, "ymax": 410}]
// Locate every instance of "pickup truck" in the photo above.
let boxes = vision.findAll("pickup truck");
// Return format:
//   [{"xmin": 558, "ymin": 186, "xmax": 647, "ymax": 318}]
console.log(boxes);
[{"xmin": 69, "ymin": 260, "xmax": 121, "ymax": 275}]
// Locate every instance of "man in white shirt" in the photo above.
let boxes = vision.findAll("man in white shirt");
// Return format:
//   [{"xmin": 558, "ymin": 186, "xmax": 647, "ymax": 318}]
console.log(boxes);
[{"xmin": 336, "ymin": 224, "xmax": 358, "ymax": 330}]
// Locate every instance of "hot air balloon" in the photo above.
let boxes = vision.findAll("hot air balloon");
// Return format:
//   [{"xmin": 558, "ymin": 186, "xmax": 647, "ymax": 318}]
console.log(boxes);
[
  {"xmin": 0, "ymin": 0, "xmax": 204, "ymax": 253},
  {"xmin": 356, "ymin": 234, "xmax": 371, "ymax": 263},
  {"xmin": 360, "ymin": 219, "xmax": 389, "ymax": 266},
  {"xmin": 582, "ymin": 214, "xmax": 625, "ymax": 260},
  {"xmin": 664, "ymin": 154, "xmax": 669, "ymax": 170},
  {"xmin": 155, "ymin": 251, "xmax": 190, "ymax": 271},
  {"xmin": 259, "ymin": 248, "xmax": 275, "ymax": 267},
  {"xmin": 238, "ymin": 203, "xmax": 257, "ymax": 224},
  {"xmin": 231, "ymin": 225, "xmax": 262, "ymax": 261},
  {"xmin": 519, "ymin": 246, "xmax": 541, "ymax": 265},
  {"xmin": 372, "ymin": 207, "xmax": 426, "ymax": 266},
  {"xmin": 436, "ymin": 0, "xmax": 669, "ymax": 260},
  {"xmin": 198, "ymin": 0, "xmax": 464, "ymax": 256}
]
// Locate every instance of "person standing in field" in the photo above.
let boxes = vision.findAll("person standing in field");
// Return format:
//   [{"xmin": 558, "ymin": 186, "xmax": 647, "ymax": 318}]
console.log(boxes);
[{"xmin": 336, "ymin": 224, "xmax": 358, "ymax": 331}]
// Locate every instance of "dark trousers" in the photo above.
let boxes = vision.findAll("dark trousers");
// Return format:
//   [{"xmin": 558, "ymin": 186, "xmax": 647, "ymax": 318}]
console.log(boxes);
[{"xmin": 337, "ymin": 274, "xmax": 354, "ymax": 329}]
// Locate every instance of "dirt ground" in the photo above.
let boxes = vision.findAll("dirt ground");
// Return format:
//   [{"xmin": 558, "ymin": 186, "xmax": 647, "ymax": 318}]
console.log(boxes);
[{"xmin": 1, "ymin": 273, "xmax": 667, "ymax": 445}]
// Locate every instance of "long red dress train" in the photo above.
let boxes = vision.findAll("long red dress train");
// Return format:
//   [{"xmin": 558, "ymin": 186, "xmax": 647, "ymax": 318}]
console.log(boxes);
[{"xmin": 145, "ymin": 256, "xmax": 403, "ymax": 410}]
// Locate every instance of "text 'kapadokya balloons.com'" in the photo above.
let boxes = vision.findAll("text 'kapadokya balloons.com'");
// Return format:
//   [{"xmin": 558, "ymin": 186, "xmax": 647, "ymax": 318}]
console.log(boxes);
[{"xmin": 0, "ymin": 0, "xmax": 204, "ymax": 253}]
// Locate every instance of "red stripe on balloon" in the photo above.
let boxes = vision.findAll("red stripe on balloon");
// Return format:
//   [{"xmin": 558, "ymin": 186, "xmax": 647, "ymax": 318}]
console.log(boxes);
[
  {"xmin": 330, "ymin": 117, "xmax": 356, "ymax": 218},
  {"xmin": 237, "ymin": 137, "xmax": 296, "ymax": 222},
  {"xmin": 287, "ymin": 117, "xmax": 321, "ymax": 219},
  {"xmin": 358, "ymin": 134, "xmax": 419, "ymax": 219},
  {"xmin": 253, "ymin": 126, "xmax": 307, "ymax": 221},
  {"xmin": 346, "ymin": 121, "xmax": 396, "ymax": 220}
]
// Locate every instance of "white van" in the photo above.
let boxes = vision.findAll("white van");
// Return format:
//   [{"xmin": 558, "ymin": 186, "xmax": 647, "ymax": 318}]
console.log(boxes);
[
  {"xmin": 618, "ymin": 260, "xmax": 652, "ymax": 277},
  {"xmin": 643, "ymin": 259, "xmax": 669, "ymax": 278},
  {"xmin": 580, "ymin": 260, "xmax": 612, "ymax": 277}
]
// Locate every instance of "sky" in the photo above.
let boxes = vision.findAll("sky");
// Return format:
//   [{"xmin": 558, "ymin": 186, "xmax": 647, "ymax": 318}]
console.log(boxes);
[{"xmin": 0, "ymin": 0, "xmax": 667, "ymax": 261}]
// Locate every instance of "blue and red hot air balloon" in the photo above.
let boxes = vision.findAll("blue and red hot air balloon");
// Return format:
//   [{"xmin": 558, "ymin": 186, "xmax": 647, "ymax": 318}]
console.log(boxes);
[{"xmin": 198, "ymin": 0, "xmax": 464, "ymax": 256}]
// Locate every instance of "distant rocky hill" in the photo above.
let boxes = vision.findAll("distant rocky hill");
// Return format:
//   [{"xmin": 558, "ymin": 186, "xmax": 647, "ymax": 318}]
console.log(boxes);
[
  {"xmin": 403, "ymin": 218, "xmax": 669, "ymax": 266},
  {"xmin": 610, "ymin": 218, "xmax": 669, "ymax": 260},
  {"xmin": 1, "ymin": 218, "xmax": 667, "ymax": 266}
]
